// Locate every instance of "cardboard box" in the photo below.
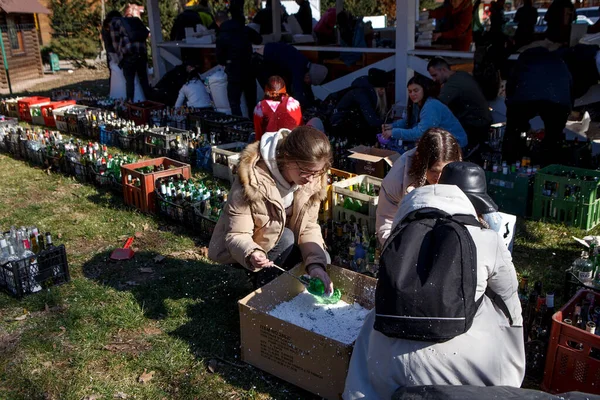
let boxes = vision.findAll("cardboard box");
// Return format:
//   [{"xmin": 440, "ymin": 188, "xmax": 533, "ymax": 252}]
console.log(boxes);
[
  {"xmin": 238, "ymin": 264, "xmax": 376, "ymax": 400},
  {"xmin": 348, "ymin": 146, "xmax": 400, "ymax": 178}
]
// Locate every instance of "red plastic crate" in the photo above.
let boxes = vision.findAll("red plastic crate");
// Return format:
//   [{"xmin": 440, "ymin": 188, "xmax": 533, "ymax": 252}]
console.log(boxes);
[
  {"xmin": 18, "ymin": 96, "xmax": 51, "ymax": 122},
  {"xmin": 41, "ymin": 100, "xmax": 76, "ymax": 127},
  {"xmin": 121, "ymin": 157, "xmax": 191, "ymax": 213},
  {"xmin": 542, "ymin": 289, "xmax": 600, "ymax": 394},
  {"xmin": 127, "ymin": 100, "xmax": 164, "ymax": 126}
]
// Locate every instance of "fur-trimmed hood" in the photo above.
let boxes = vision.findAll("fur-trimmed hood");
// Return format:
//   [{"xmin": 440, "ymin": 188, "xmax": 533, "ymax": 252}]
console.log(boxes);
[{"xmin": 236, "ymin": 137, "xmax": 328, "ymax": 208}]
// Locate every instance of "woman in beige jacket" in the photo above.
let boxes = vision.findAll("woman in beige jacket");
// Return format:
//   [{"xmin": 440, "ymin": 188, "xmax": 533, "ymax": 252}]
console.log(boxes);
[{"xmin": 208, "ymin": 126, "xmax": 334, "ymax": 292}]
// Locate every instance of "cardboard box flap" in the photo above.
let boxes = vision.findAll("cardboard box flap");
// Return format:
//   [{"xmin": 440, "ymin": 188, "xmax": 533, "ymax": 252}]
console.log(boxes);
[{"xmin": 348, "ymin": 145, "xmax": 400, "ymax": 167}]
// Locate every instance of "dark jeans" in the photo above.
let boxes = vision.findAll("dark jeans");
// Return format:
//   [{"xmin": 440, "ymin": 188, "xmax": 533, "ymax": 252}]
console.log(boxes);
[
  {"xmin": 502, "ymin": 101, "xmax": 570, "ymax": 166},
  {"xmin": 250, "ymin": 228, "xmax": 302, "ymax": 288},
  {"xmin": 121, "ymin": 53, "xmax": 152, "ymax": 102},
  {"xmin": 227, "ymin": 76, "xmax": 257, "ymax": 118}
]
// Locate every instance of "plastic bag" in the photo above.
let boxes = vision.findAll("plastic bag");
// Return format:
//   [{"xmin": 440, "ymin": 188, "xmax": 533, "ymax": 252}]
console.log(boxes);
[{"xmin": 109, "ymin": 58, "xmax": 146, "ymax": 102}]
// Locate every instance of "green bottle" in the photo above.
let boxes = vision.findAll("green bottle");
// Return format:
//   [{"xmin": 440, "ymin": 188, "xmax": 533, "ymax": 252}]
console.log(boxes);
[{"xmin": 301, "ymin": 276, "xmax": 343, "ymax": 304}]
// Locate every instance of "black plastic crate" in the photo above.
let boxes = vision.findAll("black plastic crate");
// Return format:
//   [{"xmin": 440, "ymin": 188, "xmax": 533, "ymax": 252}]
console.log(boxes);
[
  {"xmin": 65, "ymin": 154, "xmax": 89, "ymax": 182},
  {"xmin": 118, "ymin": 133, "xmax": 144, "ymax": 154},
  {"xmin": 0, "ymin": 244, "xmax": 70, "ymax": 298},
  {"xmin": 154, "ymin": 177, "xmax": 194, "ymax": 228},
  {"xmin": 187, "ymin": 109, "xmax": 222, "ymax": 133},
  {"xmin": 225, "ymin": 121, "xmax": 254, "ymax": 143},
  {"xmin": 202, "ymin": 114, "xmax": 249, "ymax": 144}
]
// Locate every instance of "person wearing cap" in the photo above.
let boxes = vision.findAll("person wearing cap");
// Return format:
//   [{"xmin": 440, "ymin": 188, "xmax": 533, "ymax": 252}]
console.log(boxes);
[
  {"xmin": 253, "ymin": 75, "xmax": 303, "ymax": 142},
  {"xmin": 256, "ymin": 42, "xmax": 328, "ymax": 108},
  {"xmin": 343, "ymin": 180, "xmax": 525, "ymax": 399},
  {"xmin": 329, "ymin": 68, "xmax": 389, "ymax": 141},
  {"xmin": 438, "ymin": 161, "xmax": 504, "ymax": 233}
]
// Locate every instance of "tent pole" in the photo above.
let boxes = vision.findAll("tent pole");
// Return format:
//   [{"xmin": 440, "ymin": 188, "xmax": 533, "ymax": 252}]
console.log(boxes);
[{"xmin": 0, "ymin": 28, "xmax": 13, "ymax": 94}]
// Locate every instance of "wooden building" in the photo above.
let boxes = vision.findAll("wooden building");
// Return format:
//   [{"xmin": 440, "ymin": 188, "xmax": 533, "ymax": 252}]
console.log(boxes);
[{"xmin": 0, "ymin": 0, "xmax": 49, "ymax": 90}]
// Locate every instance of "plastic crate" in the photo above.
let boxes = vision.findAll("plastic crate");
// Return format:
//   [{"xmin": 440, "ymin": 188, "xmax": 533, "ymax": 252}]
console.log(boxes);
[
  {"xmin": 192, "ymin": 207, "xmax": 218, "ymax": 240},
  {"xmin": 532, "ymin": 165, "xmax": 600, "ymax": 230},
  {"xmin": 118, "ymin": 132, "xmax": 144, "ymax": 154},
  {"xmin": 2, "ymin": 97, "xmax": 23, "ymax": 118},
  {"xmin": 485, "ymin": 170, "xmax": 535, "ymax": 217},
  {"xmin": 127, "ymin": 101, "xmax": 165, "ymax": 126},
  {"xmin": 53, "ymin": 106, "xmax": 73, "ymax": 133},
  {"xmin": 64, "ymin": 154, "xmax": 89, "ymax": 182},
  {"xmin": 30, "ymin": 102, "xmax": 51, "ymax": 126},
  {"xmin": 144, "ymin": 127, "xmax": 190, "ymax": 157},
  {"xmin": 18, "ymin": 96, "xmax": 51, "ymax": 122},
  {"xmin": 187, "ymin": 109, "xmax": 222, "ymax": 133},
  {"xmin": 224, "ymin": 121, "xmax": 254, "ymax": 143},
  {"xmin": 41, "ymin": 100, "xmax": 76, "ymax": 127},
  {"xmin": 18, "ymin": 138, "xmax": 28, "ymax": 161},
  {"xmin": 121, "ymin": 157, "xmax": 192, "ymax": 213},
  {"xmin": 65, "ymin": 105, "xmax": 89, "ymax": 136},
  {"xmin": 321, "ymin": 168, "xmax": 357, "ymax": 222},
  {"xmin": 154, "ymin": 176, "xmax": 195, "ymax": 227},
  {"xmin": 0, "ymin": 244, "xmax": 70, "ymax": 299},
  {"xmin": 0, "ymin": 116, "xmax": 19, "ymax": 128},
  {"xmin": 89, "ymin": 166, "xmax": 113, "ymax": 188},
  {"xmin": 42, "ymin": 148, "xmax": 66, "ymax": 173},
  {"xmin": 99, "ymin": 125, "xmax": 119, "ymax": 147},
  {"xmin": 542, "ymin": 289, "xmax": 600, "ymax": 394},
  {"xmin": 211, "ymin": 142, "xmax": 247, "ymax": 182},
  {"xmin": 332, "ymin": 175, "xmax": 382, "ymax": 235},
  {"xmin": 203, "ymin": 114, "xmax": 249, "ymax": 143},
  {"xmin": 26, "ymin": 146, "xmax": 44, "ymax": 166}
]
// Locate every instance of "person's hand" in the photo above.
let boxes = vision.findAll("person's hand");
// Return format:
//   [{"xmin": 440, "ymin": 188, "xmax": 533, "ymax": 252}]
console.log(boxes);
[
  {"xmin": 308, "ymin": 265, "xmax": 334, "ymax": 295},
  {"xmin": 248, "ymin": 250, "xmax": 273, "ymax": 271},
  {"xmin": 432, "ymin": 32, "xmax": 442, "ymax": 42},
  {"xmin": 381, "ymin": 128, "xmax": 393, "ymax": 140},
  {"xmin": 382, "ymin": 123, "xmax": 393, "ymax": 132}
]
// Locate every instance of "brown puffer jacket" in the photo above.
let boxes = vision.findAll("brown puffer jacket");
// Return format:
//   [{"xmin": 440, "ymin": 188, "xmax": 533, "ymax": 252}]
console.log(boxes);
[{"xmin": 208, "ymin": 140, "xmax": 328, "ymax": 270}]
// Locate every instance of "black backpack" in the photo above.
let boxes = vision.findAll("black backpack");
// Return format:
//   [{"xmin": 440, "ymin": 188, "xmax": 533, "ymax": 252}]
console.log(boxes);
[
  {"xmin": 120, "ymin": 17, "xmax": 149, "ymax": 43},
  {"xmin": 374, "ymin": 208, "xmax": 513, "ymax": 343}
]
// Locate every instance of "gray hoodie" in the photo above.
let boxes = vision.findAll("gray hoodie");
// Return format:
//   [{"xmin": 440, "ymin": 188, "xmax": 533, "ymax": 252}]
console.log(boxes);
[{"xmin": 344, "ymin": 184, "xmax": 525, "ymax": 400}]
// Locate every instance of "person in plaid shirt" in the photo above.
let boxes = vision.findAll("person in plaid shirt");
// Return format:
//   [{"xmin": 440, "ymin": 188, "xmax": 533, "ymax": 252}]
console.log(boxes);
[{"xmin": 110, "ymin": 4, "xmax": 152, "ymax": 102}]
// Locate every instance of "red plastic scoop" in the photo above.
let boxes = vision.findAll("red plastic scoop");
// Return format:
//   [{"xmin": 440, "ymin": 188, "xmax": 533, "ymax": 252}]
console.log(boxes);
[{"xmin": 110, "ymin": 237, "xmax": 135, "ymax": 261}]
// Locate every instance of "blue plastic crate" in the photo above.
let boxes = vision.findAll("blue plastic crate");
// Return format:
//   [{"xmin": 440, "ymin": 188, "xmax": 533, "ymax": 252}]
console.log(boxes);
[{"xmin": 99, "ymin": 125, "xmax": 117, "ymax": 147}]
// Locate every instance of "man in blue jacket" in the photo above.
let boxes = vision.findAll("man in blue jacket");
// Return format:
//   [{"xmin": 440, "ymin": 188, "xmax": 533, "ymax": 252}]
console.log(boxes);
[
  {"xmin": 257, "ymin": 42, "xmax": 328, "ymax": 108},
  {"xmin": 503, "ymin": 47, "xmax": 573, "ymax": 165}
]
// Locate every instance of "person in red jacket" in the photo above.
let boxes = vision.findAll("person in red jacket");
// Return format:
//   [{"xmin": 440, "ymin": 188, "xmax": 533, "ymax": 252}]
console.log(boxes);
[
  {"xmin": 429, "ymin": 0, "xmax": 474, "ymax": 51},
  {"xmin": 253, "ymin": 76, "xmax": 303, "ymax": 141}
]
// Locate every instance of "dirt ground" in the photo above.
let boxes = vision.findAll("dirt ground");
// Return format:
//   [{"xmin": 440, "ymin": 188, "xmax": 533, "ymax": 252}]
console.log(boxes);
[{"xmin": 7, "ymin": 65, "xmax": 110, "ymax": 97}]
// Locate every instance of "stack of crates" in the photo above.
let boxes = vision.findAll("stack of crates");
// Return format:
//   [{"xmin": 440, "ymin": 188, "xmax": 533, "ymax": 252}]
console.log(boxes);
[
  {"xmin": 331, "ymin": 175, "xmax": 382, "ymax": 235},
  {"xmin": 41, "ymin": 100, "xmax": 76, "ymax": 127},
  {"xmin": 30, "ymin": 101, "xmax": 52, "ymax": 125},
  {"xmin": 4, "ymin": 97, "xmax": 23, "ymax": 118},
  {"xmin": 532, "ymin": 165, "xmax": 600, "ymax": 230},
  {"xmin": 18, "ymin": 96, "xmax": 51, "ymax": 123},
  {"xmin": 127, "ymin": 100, "xmax": 164, "ymax": 126}
]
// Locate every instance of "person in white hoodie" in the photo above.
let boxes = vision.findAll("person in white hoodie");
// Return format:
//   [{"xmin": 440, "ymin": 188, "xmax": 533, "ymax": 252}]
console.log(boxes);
[
  {"xmin": 376, "ymin": 127, "xmax": 462, "ymax": 246},
  {"xmin": 343, "ymin": 184, "xmax": 525, "ymax": 400},
  {"xmin": 174, "ymin": 65, "xmax": 212, "ymax": 108},
  {"xmin": 208, "ymin": 126, "xmax": 334, "ymax": 291}
]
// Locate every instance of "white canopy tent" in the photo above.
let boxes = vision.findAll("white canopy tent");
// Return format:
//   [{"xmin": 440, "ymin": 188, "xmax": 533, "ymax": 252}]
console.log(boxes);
[
  {"xmin": 145, "ymin": 0, "xmax": 599, "ymax": 111},
  {"xmin": 144, "ymin": 0, "xmax": 452, "ymax": 107}
]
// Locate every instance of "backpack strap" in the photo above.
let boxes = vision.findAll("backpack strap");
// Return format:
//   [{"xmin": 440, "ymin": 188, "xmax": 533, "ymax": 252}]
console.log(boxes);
[{"xmin": 485, "ymin": 287, "xmax": 514, "ymax": 326}]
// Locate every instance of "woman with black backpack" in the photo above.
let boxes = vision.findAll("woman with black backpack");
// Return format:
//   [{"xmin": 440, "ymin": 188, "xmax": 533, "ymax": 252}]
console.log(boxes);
[{"xmin": 343, "ymin": 164, "xmax": 524, "ymax": 399}]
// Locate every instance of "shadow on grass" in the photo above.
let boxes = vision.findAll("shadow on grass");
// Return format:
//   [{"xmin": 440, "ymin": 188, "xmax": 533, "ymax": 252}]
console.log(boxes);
[{"xmin": 81, "ymin": 249, "xmax": 319, "ymax": 399}]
